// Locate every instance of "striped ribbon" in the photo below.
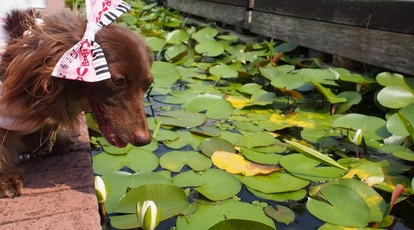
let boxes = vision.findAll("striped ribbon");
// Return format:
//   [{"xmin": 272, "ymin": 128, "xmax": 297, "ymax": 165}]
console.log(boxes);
[{"xmin": 52, "ymin": 0, "xmax": 130, "ymax": 82}]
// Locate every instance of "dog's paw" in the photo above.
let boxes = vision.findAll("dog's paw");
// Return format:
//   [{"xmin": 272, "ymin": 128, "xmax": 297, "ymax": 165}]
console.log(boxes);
[
  {"xmin": 51, "ymin": 131, "xmax": 77, "ymax": 155},
  {"xmin": 0, "ymin": 168, "xmax": 23, "ymax": 198}
]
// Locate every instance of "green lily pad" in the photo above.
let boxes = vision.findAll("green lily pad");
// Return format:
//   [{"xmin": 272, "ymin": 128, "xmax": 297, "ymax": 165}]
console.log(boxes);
[
  {"xmin": 145, "ymin": 36, "xmax": 166, "ymax": 52},
  {"xmin": 156, "ymin": 110, "xmax": 206, "ymax": 128},
  {"xmin": 102, "ymin": 171, "xmax": 174, "ymax": 213},
  {"xmin": 92, "ymin": 152, "xmax": 125, "ymax": 175},
  {"xmin": 125, "ymin": 148, "xmax": 159, "ymax": 172},
  {"xmin": 247, "ymin": 186, "xmax": 307, "ymax": 202},
  {"xmin": 151, "ymin": 61, "xmax": 180, "ymax": 87},
  {"xmin": 165, "ymin": 29, "xmax": 190, "ymax": 44},
  {"xmin": 240, "ymin": 147, "xmax": 281, "ymax": 165},
  {"xmin": 173, "ymin": 169, "xmax": 242, "ymax": 201},
  {"xmin": 199, "ymin": 138, "xmax": 235, "ymax": 157},
  {"xmin": 377, "ymin": 86, "xmax": 414, "ymax": 109},
  {"xmin": 280, "ymin": 154, "xmax": 345, "ymax": 182},
  {"xmin": 376, "ymin": 72, "xmax": 414, "ymax": 93},
  {"xmin": 259, "ymin": 65, "xmax": 294, "ymax": 80},
  {"xmin": 335, "ymin": 91, "xmax": 362, "ymax": 114},
  {"xmin": 310, "ymin": 178, "xmax": 387, "ymax": 223},
  {"xmin": 190, "ymin": 126, "xmax": 221, "ymax": 137},
  {"xmin": 209, "ymin": 219, "xmax": 275, "ymax": 230},
  {"xmin": 160, "ymin": 150, "xmax": 212, "ymax": 172},
  {"xmin": 153, "ymin": 91, "xmax": 197, "ymax": 104},
  {"xmin": 393, "ymin": 149, "xmax": 414, "ymax": 161},
  {"xmin": 236, "ymin": 132, "xmax": 276, "ymax": 149},
  {"xmin": 271, "ymin": 73, "xmax": 306, "ymax": 90},
  {"xmin": 301, "ymin": 68, "xmax": 337, "ymax": 85},
  {"xmin": 165, "ymin": 43, "xmax": 189, "ymax": 62},
  {"xmin": 307, "ymin": 184, "xmax": 371, "ymax": 227},
  {"xmin": 237, "ymin": 83, "xmax": 263, "ymax": 95},
  {"xmin": 216, "ymin": 35, "xmax": 239, "ymax": 41},
  {"xmin": 236, "ymin": 171, "xmax": 309, "ymax": 194},
  {"xmin": 176, "ymin": 199, "xmax": 276, "ymax": 230},
  {"xmin": 185, "ymin": 94, "xmax": 233, "ymax": 119},
  {"xmin": 164, "ymin": 130, "xmax": 192, "ymax": 149},
  {"xmin": 332, "ymin": 113, "xmax": 391, "ymax": 140},
  {"xmin": 195, "ymin": 40, "xmax": 224, "ymax": 57},
  {"xmin": 209, "ymin": 64, "xmax": 238, "ymax": 79},
  {"xmin": 387, "ymin": 104, "xmax": 414, "ymax": 137},
  {"xmin": 192, "ymin": 27, "xmax": 218, "ymax": 43},
  {"xmin": 264, "ymin": 204, "xmax": 295, "ymax": 224},
  {"xmin": 155, "ymin": 129, "xmax": 179, "ymax": 141}
]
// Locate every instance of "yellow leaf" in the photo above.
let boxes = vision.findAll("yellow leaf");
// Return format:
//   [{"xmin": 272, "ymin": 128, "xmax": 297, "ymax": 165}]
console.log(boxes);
[
  {"xmin": 212, "ymin": 150, "xmax": 282, "ymax": 176},
  {"xmin": 225, "ymin": 95, "xmax": 250, "ymax": 109}
]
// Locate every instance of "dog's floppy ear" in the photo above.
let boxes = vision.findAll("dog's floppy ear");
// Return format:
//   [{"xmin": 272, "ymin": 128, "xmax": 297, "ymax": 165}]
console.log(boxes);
[{"xmin": 5, "ymin": 10, "xmax": 39, "ymax": 39}]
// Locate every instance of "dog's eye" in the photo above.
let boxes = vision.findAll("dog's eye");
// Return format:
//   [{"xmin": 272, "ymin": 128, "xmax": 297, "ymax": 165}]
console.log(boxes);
[{"xmin": 112, "ymin": 76, "xmax": 125, "ymax": 87}]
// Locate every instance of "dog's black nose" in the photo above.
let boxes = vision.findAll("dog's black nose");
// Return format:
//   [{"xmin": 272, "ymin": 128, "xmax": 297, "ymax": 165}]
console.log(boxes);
[{"xmin": 132, "ymin": 132, "xmax": 152, "ymax": 146}]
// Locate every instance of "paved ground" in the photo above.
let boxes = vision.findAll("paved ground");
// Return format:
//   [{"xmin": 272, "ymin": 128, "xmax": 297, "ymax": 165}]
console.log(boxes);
[{"xmin": 0, "ymin": 0, "xmax": 101, "ymax": 229}]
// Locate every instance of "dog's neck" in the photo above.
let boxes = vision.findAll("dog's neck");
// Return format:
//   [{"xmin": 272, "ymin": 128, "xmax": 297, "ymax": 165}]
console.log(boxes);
[{"xmin": 0, "ymin": 82, "xmax": 47, "ymax": 134}]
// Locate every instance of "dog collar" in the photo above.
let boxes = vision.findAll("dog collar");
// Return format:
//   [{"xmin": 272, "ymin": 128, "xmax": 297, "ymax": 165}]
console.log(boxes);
[{"xmin": 51, "ymin": 0, "xmax": 130, "ymax": 82}]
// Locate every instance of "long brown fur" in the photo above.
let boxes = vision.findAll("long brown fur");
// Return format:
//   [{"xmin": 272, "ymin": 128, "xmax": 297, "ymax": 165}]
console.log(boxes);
[{"xmin": 0, "ymin": 9, "xmax": 153, "ymax": 198}]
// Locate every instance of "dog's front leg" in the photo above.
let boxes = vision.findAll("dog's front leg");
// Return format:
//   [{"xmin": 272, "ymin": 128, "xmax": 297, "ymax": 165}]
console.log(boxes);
[{"xmin": 0, "ymin": 130, "xmax": 24, "ymax": 198}]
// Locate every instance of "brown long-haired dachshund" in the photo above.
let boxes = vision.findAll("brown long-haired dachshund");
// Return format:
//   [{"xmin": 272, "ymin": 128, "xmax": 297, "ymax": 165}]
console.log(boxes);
[{"xmin": 0, "ymin": 8, "xmax": 153, "ymax": 197}]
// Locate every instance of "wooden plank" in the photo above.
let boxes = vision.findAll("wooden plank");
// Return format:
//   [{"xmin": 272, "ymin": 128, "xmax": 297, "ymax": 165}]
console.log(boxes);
[
  {"xmin": 254, "ymin": 0, "xmax": 414, "ymax": 34},
  {"xmin": 250, "ymin": 11, "xmax": 414, "ymax": 76},
  {"xmin": 167, "ymin": 0, "xmax": 249, "ymax": 28},
  {"xmin": 200, "ymin": 0, "xmax": 250, "ymax": 7}
]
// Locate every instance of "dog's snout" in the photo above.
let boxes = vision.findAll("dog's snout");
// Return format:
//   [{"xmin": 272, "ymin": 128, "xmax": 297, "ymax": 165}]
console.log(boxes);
[{"xmin": 132, "ymin": 131, "xmax": 152, "ymax": 146}]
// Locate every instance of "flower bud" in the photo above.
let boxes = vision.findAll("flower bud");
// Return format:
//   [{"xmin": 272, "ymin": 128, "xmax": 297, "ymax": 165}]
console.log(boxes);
[
  {"xmin": 348, "ymin": 129, "xmax": 363, "ymax": 146},
  {"xmin": 94, "ymin": 176, "xmax": 108, "ymax": 204},
  {"xmin": 136, "ymin": 200, "xmax": 161, "ymax": 230}
]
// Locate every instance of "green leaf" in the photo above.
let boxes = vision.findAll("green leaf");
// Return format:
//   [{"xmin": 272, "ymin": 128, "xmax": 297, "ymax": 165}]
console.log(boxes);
[
  {"xmin": 310, "ymin": 178, "xmax": 387, "ymax": 223},
  {"xmin": 285, "ymin": 140, "xmax": 347, "ymax": 170},
  {"xmin": 151, "ymin": 61, "xmax": 180, "ymax": 87},
  {"xmin": 387, "ymin": 104, "xmax": 414, "ymax": 137},
  {"xmin": 247, "ymin": 187, "xmax": 307, "ymax": 202},
  {"xmin": 125, "ymin": 148, "xmax": 159, "ymax": 172},
  {"xmin": 173, "ymin": 169, "xmax": 242, "ymax": 201},
  {"xmin": 176, "ymin": 199, "xmax": 276, "ymax": 230},
  {"xmin": 195, "ymin": 40, "xmax": 224, "ymax": 57},
  {"xmin": 102, "ymin": 171, "xmax": 174, "ymax": 213},
  {"xmin": 185, "ymin": 94, "xmax": 233, "ymax": 119},
  {"xmin": 237, "ymin": 132, "xmax": 276, "ymax": 149},
  {"xmin": 159, "ymin": 150, "xmax": 212, "ymax": 172},
  {"xmin": 164, "ymin": 130, "xmax": 192, "ymax": 149},
  {"xmin": 209, "ymin": 219, "xmax": 275, "ymax": 230},
  {"xmin": 145, "ymin": 37, "xmax": 166, "ymax": 52},
  {"xmin": 377, "ymin": 86, "xmax": 414, "ymax": 109},
  {"xmin": 259, "ymin": 65, "xmax": 294, "ymax": 80},
  {"xmin": 156, "ymin": 110, "xmax": 206, "ymax": 128},
  {"xmin": 153, "ymin": 91, "xmax": 197, "ymax": 104},
  {"xmin": 335, "ymin": 91, "xmax": 362, "ymax": 114},
  {"xmin": 93, "ymin": 152, "xmax": 125, "ymax": 175},
  {"xmin": 209, "ymin": 64, "xmax": 238, "ymax": 78},
  {"xmin": 376, "ymin": 72, "xmax": 414, "ymax": 93},
  {"xmin": 307, "ymin": 184, "xmax": 371, "ymax": 227},
  {"xmin": 236, "ymin": 171, "xmax": 309, "ymax": 193},
  {"xmin": 165, "ymin": 29, "xmax": 190, "ymax": 44},
  {"xmin": 312, "ymin": 81, "xmax": 347, "ymax": 104},
  {"xmin": 332, "ymin": 113, "xmax": 391, "ymax": 140},
  {"xmin": 280, "ymin": 153, "xmax": 346, "ymax": 181},
  {"xmin": 199, "ymin": 138, "xmax": 235, "ymax": 157},
  {"xmin": 264, "ymin": 205, "xmax": 295, "ymax": 224},
  {"xmin": 190, "ymin": 126, "xmax": 221, "ymax": 137},
  {"xmin": 240, "ymin": 147, "xmax": 281, "ymax": 165}
]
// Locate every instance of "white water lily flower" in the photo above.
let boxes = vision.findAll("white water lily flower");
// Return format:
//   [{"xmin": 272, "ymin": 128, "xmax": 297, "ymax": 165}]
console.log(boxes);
[
  {"xmin": 348, "ymin": 129, "xmax": 363, "ymax": 146},
  {"xmin": 94, "ymin": 176, "xmax": 108, "ymax": 204},
  {"xmin": 136, "ymin": 200, "xmax": 161, "ymax": 230}
]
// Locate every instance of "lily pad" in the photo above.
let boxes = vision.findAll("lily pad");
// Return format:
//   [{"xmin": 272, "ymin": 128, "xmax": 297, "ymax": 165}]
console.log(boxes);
[
  {"xmin": 145, "ymin": 36, "xmax": 166, "ymax": 52},
  {"xmin": 159, "ymin": 150, "xmax": 212, "ymax": 172},
  {"xmin": 264, "ymin": 204, "xmax": 295, "ymax": 224},
  {"xmin": 102, "ymin": 171, "xmax": 174, "ymax": 213},
  {"xmin": 156, "ymin": 110, "xmax": 206, "ymax": 128},
  {"xmin": 240, "ymin": 147, "xmax": 281, "ymax": 165},
  {"xmin": 332, "ymin": 113, "xmax": 391, "ymax": 140},
  {"xmin": 151, "ymin": 61, "xmax": 180, "ymax": 87},
  {"xmin": 247, "ymin": 187, "xmax": 307, "ymax": 202},
  {"xmin": 126, "ymin": 148, "xmax": 159, "ymax": 172},
  {"xmin": 209, "ymin": 64, "xmax": 238, "ymax": 79},
  {"xmin": 212, "ymin": 150, "xmax": 282, "ymax": 176},
  {"xmin": 195, "ymin": 40, "xmax": 224, "ymax": 57},
  {"xmin": 236, "ymin": 132, "xmax": 276, "ymax": 149},
  {"xmin": 209, "ymin": 219, "xmax": 275, "ymax": 230},
  {"xmin": 173, "ymin": 169, "xmax": 242, "ymax": 201},
  {"xmin": 236, "ymin": 171, "xmax": 309, "ymax": 194},
  {"xmin": 165, "ymin": 29, "xmax": 190, "ymax": 44},
  {"xmin": 280, "ymin": 153, "xmax": 346, "ymax": 182},
  {"xmin": 307, "ymin": 184, "xmax": 371, "ymax": 227},
  {"xmin": 185, "ymin": 94, "xmax": 233, "ymax": 119},
  {"xmin": 176, "ymin": 199, "xmax": 276, "ymax": 230},
  {"xmin": 199, "ymin": 138, "xmax": 235, "ymax": 157},
  {"xmin": 190, "ymin": 126, "xmax": 221, "ymax": 137}
]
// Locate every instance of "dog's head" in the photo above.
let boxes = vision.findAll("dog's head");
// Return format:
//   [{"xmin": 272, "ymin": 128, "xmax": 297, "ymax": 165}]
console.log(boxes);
[
  {"xmin": 82, "ymin": 26, "xmax": 153, "ymax": 147},
  {"xmin": 0, "ymin": 10, "xmax": 153, "ymax": 147}
]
